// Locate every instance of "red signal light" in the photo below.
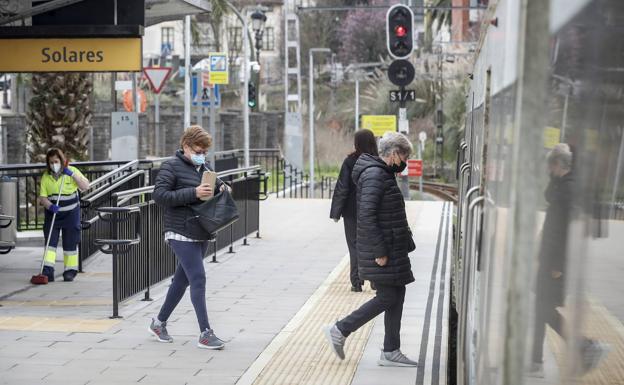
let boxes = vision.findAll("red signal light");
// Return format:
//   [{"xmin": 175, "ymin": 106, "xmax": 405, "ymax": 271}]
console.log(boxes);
[{"xmin": 394, "ymin": 25, "xmax": 408, "ymax": 38}]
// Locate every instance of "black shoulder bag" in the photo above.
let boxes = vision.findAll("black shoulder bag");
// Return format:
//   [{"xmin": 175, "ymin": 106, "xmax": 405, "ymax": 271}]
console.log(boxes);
[{"xmin": 189, "ymin": 189, "xmax": 240, "ymax": 235}]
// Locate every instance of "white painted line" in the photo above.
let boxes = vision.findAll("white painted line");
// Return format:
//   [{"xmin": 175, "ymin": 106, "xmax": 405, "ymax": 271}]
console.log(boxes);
[{"xmin": 236, "ymin": 253, "xmax": 350, "ymax": 385}]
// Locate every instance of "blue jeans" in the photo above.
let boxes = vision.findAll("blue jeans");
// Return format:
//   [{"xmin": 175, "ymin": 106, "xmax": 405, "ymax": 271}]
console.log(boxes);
[{"xmin": 158, "ymin": 240, "xmax": 211, "ymax": 332}]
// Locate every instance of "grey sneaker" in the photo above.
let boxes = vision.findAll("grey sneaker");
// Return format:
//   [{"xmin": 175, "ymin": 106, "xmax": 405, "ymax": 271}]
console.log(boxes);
[
  {"xmin": 148, "ymin": 318, "xmax": 173, "ymax": 343},
  {"xmin": 526, "ymin": 362, "xmax": 544, "ymax": 378},
  {"xmin": 580, "ymin": 339, "xmax": 611, "ymax": 374},
  {"xmin": 323, "ymin": 324, "xmax": 346, "ymax": 360},
  {"xmin": 378, "ymin": 349, "xmax": 418, "ymax": 367},
  {"xmin": 198, "ymin": 328, "xmax": 225, "ymax": 350}
]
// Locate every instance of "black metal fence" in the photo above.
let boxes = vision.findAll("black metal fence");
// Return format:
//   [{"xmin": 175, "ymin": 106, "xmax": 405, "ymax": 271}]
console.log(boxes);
[
  {"xmin": 0, "ymin": 160, "xmax": 136, "ymax": 231},
  {"xmin": 93, "ymin": 166, "xmax": 264, "ymax": 317}
]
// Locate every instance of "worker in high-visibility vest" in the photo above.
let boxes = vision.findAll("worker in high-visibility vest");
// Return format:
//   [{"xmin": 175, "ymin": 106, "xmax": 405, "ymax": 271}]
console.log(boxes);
[{"xmin": 38, "ymin": 148, "xmax": 90, "ymax": 282}]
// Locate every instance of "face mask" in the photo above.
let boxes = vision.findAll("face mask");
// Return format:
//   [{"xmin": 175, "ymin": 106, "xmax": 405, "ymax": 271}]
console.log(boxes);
[
  {"xmin": 190, "ymin": 153, "xmax": 205, "ymax": 166},
  {"xmin": 390, "ymin": 161, "xmax": 407, "ymax": 173},
  {"xmin": 51, "ymin": 163, "xmax": 61, "ymax": 174}
]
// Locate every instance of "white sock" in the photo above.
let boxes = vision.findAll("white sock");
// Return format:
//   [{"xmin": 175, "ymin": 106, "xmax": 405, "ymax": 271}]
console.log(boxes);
[{"xmin": 153, "ymin": 317, "xmax": 163, "ymax": 326}]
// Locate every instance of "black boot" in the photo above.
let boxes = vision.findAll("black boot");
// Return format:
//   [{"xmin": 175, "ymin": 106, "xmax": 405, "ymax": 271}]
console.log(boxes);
[
  {"xmin": 42, "ymin": 266, "xmax": 55, "ymax": 282},
  {"xmin": 63, "ymin": 269, "xmax": 78, "ymax": 282},
  {"xmin": 350, "ymin": 283, "xmax": 362, "ymax": 292}
]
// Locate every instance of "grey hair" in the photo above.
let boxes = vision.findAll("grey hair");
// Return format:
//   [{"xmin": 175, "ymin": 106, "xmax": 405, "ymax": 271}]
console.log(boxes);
[
  {"xmin": 547, "ymin": 143, "xmax": 573, "ymax": 170},
  {"xmin": 378, "ymin": 132, "xmax": 413, "ymax": 158}
]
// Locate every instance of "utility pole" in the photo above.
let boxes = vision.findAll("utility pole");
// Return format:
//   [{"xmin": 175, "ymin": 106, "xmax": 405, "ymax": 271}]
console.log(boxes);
[
  {"xmin": 184, "ymin": 15, "xmax": 191, "ymax": 129},
  {"xmin": 308, "ymin": 48, "xmax": 331, "ymax": 196}
]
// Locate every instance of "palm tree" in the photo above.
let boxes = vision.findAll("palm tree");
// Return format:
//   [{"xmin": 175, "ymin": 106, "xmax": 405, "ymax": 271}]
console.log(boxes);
[
  {"xmin": 424, "ymin": 0, "xmax": 452, "ymax": 53},
  {"xmin": 26, "ymin": 73, "xmax": 93, "ymax": 162}
]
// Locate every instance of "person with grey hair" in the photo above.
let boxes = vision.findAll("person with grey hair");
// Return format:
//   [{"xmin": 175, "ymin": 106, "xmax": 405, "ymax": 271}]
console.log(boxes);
[
  {"xmin": 529, "ymin": 143, "xmax": 609, "ymax": 377},
  {"xmin": 323, "ymin": 131, "xmax": 418, "ymax": 367}
]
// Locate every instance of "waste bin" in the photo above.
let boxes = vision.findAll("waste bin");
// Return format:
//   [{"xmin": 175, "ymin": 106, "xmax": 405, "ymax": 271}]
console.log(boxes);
[{"xmin": 0, "ymin": 176, "xmax": 17, "ymax": 253}]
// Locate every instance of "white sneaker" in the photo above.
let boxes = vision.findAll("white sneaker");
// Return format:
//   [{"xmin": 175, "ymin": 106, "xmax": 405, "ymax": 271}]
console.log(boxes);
[
  {"xmin": 377, "ymin": 349, "xmax": 418, "ymax": 367},
  {"xmin": 580, "ymin": 339, "xmax": 611, "ymax": 374},
  {"xmin": 323, "ymin": 324, "xmax": 346, "ymax": 360}
]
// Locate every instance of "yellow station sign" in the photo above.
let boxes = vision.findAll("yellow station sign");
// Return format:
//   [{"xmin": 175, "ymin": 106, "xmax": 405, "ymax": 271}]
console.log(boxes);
[
  {"xmin": 361, "ymin": 115, "xmax": 397, "ymax": 137},
  {"xmin": 0, "ymin": 38, "xmax": 142, "ymax": 72}
]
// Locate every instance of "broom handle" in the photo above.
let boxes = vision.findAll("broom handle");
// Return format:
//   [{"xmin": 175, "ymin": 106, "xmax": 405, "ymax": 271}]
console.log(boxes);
[{"xmin": 39, "ymin": 174, "xmax": 68, "ymax": 275}]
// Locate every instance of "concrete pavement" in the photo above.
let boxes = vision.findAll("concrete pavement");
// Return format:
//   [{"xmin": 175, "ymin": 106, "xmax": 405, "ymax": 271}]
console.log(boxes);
[{"xmin": 0, "ymin": 199, "xmax": 451, "ymax": 385}]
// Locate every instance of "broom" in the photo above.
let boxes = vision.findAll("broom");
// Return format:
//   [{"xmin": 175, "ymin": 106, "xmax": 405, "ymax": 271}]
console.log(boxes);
[{"xmin": 31, "ymin": 173, "xmax": 67, "ymax": 285}]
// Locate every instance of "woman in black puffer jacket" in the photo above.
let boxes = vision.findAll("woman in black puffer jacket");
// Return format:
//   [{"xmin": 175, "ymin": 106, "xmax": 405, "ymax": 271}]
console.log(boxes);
[
  {"xmin": 329, "ymin": 129, "xmax": 378, "ymax": 292},
  {"xmin": 324, "ymin": 132, "xmax": 417, "ymax": 367}
]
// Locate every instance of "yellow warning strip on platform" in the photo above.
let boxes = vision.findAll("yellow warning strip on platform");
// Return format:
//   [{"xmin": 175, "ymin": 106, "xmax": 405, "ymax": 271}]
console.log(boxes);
[
  {"xmin": 0, "ymin": 316, "xmax": 120, "ymax": 333},
  {"xmin": 0, "ymin": 299, "xmax": 111, "ymax": 307},
  {"xmin": 249, "ymin": 256, "xmax": 376, "ymax": 385},
  {"xmin": 547, "ymin": 299, "xmax": 624, "ymax": 384}
]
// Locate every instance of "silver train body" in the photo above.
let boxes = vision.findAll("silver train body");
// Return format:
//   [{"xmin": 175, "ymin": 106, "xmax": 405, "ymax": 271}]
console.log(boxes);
[{"xmin": 453, "ymin": 1, "xmax": 624, "ymax": 384}]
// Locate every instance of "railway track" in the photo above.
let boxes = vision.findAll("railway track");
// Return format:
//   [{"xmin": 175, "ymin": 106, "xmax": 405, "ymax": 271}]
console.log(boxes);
[{"xmin": 411, "ymin": 181, "xmax": 458, "ymax": 203}]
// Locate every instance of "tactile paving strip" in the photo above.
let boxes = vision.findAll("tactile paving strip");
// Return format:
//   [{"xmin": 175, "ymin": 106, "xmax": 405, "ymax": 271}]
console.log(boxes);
[
  {"xmin": 0, "ymin": 316, "xmax": 120, "ymax": 333},
  {"xmin": 252, "ymin": 263, "xmax": 376, "ymax": 385},
  {"xmin": 547, "ymin": 300, "xmax": 624, "ymax": 384}
]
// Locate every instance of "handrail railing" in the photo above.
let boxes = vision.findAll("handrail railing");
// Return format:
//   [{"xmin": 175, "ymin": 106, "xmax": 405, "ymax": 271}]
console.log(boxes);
[
  {"xmin": 94, "ymin": 166, "xmax": 264, "ymax": 318},
  {"xmin": 83, "ymin": 160, "xmax": 139, "ymax": 195},
  {"xmin": 82, "ymin": 170, "xmax": 146, "ymax": 205}
]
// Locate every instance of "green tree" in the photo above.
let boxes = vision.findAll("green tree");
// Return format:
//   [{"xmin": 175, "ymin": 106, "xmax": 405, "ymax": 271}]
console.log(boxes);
[{"xmin": 26, "ymin": 73, "xmax": 93, "ymax": 162}]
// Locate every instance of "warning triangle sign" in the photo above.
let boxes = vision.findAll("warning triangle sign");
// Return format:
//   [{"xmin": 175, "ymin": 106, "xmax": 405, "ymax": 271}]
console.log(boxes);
[{"xmin": 143, "ymin": 67, "xmax": 172, "ymax": 94}]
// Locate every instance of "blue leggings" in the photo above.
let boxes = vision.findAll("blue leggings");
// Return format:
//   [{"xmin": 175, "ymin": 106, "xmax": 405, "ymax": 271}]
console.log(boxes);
[{"xmin": 158, "ymin": 240, "xmax": 210, "ymax": 332}]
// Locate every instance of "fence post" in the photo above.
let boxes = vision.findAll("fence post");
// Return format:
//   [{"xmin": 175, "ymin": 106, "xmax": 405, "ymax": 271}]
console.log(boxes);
[
  {"xmin": 243, "ymin": 172, "xmax": 249, "ymax": 246},
  {"xmin": 211, "ymin": 239, "xmax": 218, "ymax": 263},
  {"xmin": 110, "ymin": 195, "xmax": 122, "ymax": 319},
  {"xmin": 143, "ymin": 198, "xmax": 153, "ymax": 301}
]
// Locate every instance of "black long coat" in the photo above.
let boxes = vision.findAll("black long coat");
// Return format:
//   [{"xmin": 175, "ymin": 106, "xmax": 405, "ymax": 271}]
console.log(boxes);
[
  {"xmin": 153, "ymin": 150, "xmax": 223, "ymax": 240},
  {"xmin": 537, "ymin": 172, "xmax": 574, "ymax": 305},
  {"xmin": 330, "ymin": 154, "xmax": 358, "ymax": 220},
  {"xmin": 353, "ymin": 154, "xmax": 415, "ymax": 286}
]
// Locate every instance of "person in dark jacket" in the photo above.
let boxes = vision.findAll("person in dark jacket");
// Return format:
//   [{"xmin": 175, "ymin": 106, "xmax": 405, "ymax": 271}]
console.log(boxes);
[
  {"xmin": 330, "ymin": 129, "xmax": 378, "ymax": 292},
  {"xmin": 323, "ymin": 132, "xmax": 418, "ymax": 367},
  {"xmin": 528, "ymin": 143, "xmax": 609, "ymax": 377},
  {"xmin": 148, "ymin": 125, "xmax": 228, "ymax": 350}
]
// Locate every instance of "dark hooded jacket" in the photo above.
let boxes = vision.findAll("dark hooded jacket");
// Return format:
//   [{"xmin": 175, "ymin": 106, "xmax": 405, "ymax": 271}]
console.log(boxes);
[
  {"xmin": 329, "ymin": 154, "xmax": 358, "ymax": 220},
  {"xmin": 353, "ymin": 154, "xmax": 415, "ymax": 286},
  {"xmin": 153, "ymin": 150, "xmax": 223, "ymax": 240}
]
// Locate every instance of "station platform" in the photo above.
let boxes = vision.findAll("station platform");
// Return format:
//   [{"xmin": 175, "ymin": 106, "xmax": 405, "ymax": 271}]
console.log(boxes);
[{"xmin": 0, "ymin": 199, "xmax": 452, "ymax": 385}]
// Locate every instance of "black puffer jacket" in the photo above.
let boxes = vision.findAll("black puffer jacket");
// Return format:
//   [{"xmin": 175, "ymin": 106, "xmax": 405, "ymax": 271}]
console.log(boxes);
[
  {"xmin": 353, "ymin": 154, "xmax": 414, "ymax": 286},
  {"xmin": 153, "ymin": 150, "xmax": 223, "ymax": 240},
  {"xmin": 330, "ymin": 154, "xmax": 358, "ymax": 220}
]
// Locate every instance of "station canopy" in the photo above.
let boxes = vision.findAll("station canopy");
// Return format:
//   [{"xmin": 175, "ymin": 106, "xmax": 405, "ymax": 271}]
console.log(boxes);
[{"xmin": 0, "ymin": 0, "xmax": 211, "ymax": 27}]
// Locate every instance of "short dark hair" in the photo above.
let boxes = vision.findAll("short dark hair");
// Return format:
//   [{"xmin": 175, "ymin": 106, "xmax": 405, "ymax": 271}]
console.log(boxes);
[
  {"xmin": 45, "ymin": 148, "xmax": 67, "ymax": 173},
  {"xmin": 351, "ymin": 129, "xmax": 379, "ymax": 157}
]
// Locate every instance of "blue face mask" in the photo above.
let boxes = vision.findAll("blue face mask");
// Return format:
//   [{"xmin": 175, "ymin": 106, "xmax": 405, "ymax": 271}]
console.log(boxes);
[{"xmin": 190, "ymin": 153, "xmax": 205, "ymax": 166}]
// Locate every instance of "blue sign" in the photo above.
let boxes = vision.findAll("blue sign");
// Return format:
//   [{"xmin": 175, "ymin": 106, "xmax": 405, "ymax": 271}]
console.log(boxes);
[{"xmin": 192, "ymin": 75, "xmax": 220, "ymax": 107}]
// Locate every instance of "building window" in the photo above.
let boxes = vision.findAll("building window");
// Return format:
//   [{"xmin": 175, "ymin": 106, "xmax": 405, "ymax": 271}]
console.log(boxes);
[
  {"xmin": 161, "ymin": 27, "xmax": 174, "ymax": 55},
  {"xmin": 263, "ymin": 27, "xmax": 275, "ymax": 51}
]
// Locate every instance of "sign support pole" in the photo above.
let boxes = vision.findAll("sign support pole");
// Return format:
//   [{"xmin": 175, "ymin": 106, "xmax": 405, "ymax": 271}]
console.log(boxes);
[
  {"xmin": 184, "ymin": 15, "xmax": 191, "ymax": 129},
  {"xmin": 418, "ymin": 141, "xmax": 423, "ymax": 193},
  {"xmin": 209, "ymin": 85, "xmax": 217, "ymax": 169},
  {"xmin": 195, "ymin": 73, "xmax": 203, "ymax": 127},
  {"xmin": 155, "ymin": 93, "xmax": 160, "ymax": 156},
  {"xmin": 354, "ymin": 72, "xmax": 359, "ymax": 131}
]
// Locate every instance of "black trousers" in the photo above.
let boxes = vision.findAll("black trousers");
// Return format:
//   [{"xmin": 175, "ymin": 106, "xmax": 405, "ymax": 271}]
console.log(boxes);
[
  {"xmin": 336, "ymin": 284, "xmax": 406, "ymax": 352},
  {"xmin": 531, "ymin": 275, "xmax": 564, "ymax": 363},
  {"xmin": 343, "ymin": 215, "xmax": 360, "ymax": 286}
]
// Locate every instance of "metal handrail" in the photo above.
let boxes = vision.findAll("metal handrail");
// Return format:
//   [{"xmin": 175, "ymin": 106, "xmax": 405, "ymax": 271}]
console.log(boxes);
[
  {"xmin": 0, "ymin": 159, "xmax": 130, "ymax": 172},
  {"xmin": 112, "ymin": 165, "xmax": 263, "ymax": 201},
  {"xmin": 82, "ymin": 170, "xmax": 146, "ymax": 204},
  {"xmin": 84, "ymin": 160, "xmax": 139, "ymax": 193},
  {"xmin": 458, "ymin": 194, "xmax": 484, "ymax": 383}
]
